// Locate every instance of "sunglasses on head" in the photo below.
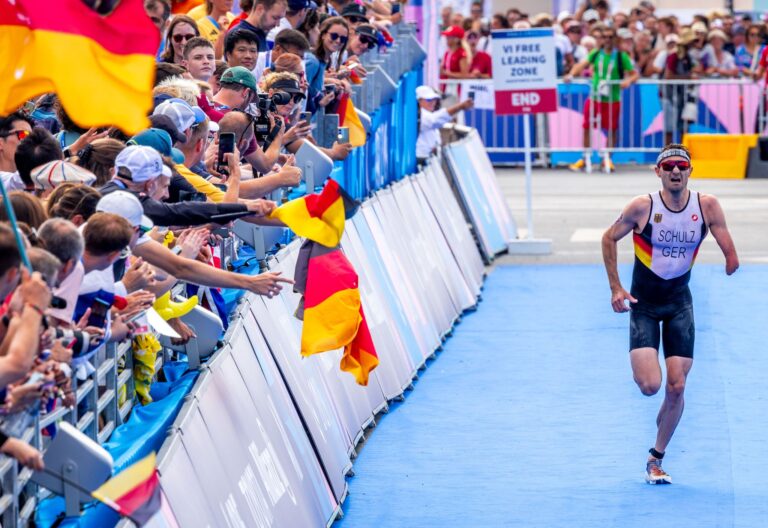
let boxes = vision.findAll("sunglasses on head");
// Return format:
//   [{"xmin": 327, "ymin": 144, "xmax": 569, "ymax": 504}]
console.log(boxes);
[
  {"xmin": 659, "ymin": 160, "xmax": 690, "ymax": 171},
  {"xmin": 173, "ymin": 33, "xmax": 196, "ymax": 43},
  {"xmin": 329, "ymin": 32, "xmax": 349, "ymax": 44},
  {"xmin": 0, "ymin": 129, "xmax": 31, "ymax": 140}
]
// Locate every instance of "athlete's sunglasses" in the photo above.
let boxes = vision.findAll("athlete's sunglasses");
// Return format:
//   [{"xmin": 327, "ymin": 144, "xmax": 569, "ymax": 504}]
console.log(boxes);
[
  {"xmin": 0, "ymin": 129, "xmax": 31, "ymax": 141},
  {"xmin": 659, "ymin": 160, "xmax": 691, "ymax": 172}
]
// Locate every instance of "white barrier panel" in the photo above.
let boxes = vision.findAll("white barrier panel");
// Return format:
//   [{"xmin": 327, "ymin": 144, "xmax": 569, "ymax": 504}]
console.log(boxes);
[
  {"xmin": 421, "ymin": 160, "xmax": 486, "ymax": 295},
  {"xmin": 275, "ymin": 244, "xmax": 384, "ymax": 448},
  {"xmin": 249, "ymin": 289, "xmax": 352, "ymax": 501},
  {"xmin": 379, "ymin": 184, "xmax": 457, "ymax": 335},
  {"xmin": 342, "ymin": 218, "xmax": 421, "ymax": 396},
  {"xmin": 393, "ymin": 177, "xmax": 472, "ymax": 317},
  {"xmin": 443, "ymin": 130, "xmax": 518, "ymax": 260},
  {"xmin": 405, "ymin": 174, "xmax": 478, "ymax": 312},
  {"xmin": 155, "ymin": 160, "xmax": 492, "ymax": 528},
  {"xmin": 364, "ymin": 199, "xmax": 442, "ymax": 358}
]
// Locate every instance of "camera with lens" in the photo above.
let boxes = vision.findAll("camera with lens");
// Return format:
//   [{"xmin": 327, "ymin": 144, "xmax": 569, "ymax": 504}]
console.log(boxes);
[
  {"xmin": 253, "ymin": 92, "xmax": 291, "ymax": 144},
  {"xmin": 53, "ymin": 327, "xmax": 100, "ymax": 358}
]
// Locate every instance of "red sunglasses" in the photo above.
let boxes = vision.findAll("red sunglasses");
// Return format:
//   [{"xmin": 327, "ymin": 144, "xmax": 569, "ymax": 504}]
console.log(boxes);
[
  {"xmin": 1, "ymin": 129, "xmax": 31, "ymax": 141},
  {"xmin": 659, "ymin": 160, "xmax": 690, "ymax": 171}
]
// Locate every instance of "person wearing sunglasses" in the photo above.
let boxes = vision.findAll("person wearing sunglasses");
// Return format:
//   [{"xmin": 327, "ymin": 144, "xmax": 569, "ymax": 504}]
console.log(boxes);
[
  {"xmin": 346, "ymin": 24, "xmax": 379, "ymax": 62},
  {"xmin": 160, "ymin": 15, "xmax": 200, "ymax": 65},
  {"xmin": 602, "ymin": 143, "xmax": 738, "ymax": 486},
  {"xmin": 305, "ymin": 17, "xmax": 349, "ymax": 112},
  {"xmin": 0, "ymin": 112, "xmax": 34, "ymax": 192}
]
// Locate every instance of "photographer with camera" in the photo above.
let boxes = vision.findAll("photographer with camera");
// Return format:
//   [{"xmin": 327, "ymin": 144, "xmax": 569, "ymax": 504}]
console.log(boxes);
[{"xmin": 212, "ymin": 67, "xmax": 287, "ymax": 174}]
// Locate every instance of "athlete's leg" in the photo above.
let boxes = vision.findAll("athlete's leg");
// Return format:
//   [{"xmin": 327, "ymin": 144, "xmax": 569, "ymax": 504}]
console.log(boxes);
[
  {"xmin": 629, "ymin": 307, "xmax": 662, "ymax": 395},
  {"xmin": 654, "ymin": 356, "xmax": 693, "ymax": 453},
  {"xmin": 630, "ymin": 348, "xmax": 662, "ymax": 395},
  {"xmin": 654, "ymin": 301, "xmax": 695, "ymax": 454}
]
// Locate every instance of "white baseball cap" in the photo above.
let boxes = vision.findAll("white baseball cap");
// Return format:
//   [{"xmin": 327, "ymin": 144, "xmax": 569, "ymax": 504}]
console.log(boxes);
[
  {"xmin": 152, "ymin": 98, "xmax": 219, "ymax": 134},
  {"xmin": 114, "ymin": 145, "xmax": 172, "ymax": 183},
  {"xmin": 416, "ymin": 85, "xmax": 440, "ymax": 100},
  {"xmin": 96, "ymin": 191, "xmax": 154, "ymax": 232},
  {"xmin": 583, "ymin": 9, "xmax": 599, "ymax": 22}
]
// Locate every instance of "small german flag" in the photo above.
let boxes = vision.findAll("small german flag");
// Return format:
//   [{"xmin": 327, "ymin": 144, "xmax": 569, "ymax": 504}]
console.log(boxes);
[
  {"xmin": 294, "ymin": 240, "xmax": 378, "ymax": 385},
  {"xmin": 336, "ymin": 93, "xmax": 367, "ymax": 147},
  {"xmin": 0, "ymin": 0, "xmax": 159, "ymax": 134},
  {"xmin": 269, "ymin": 179, "xmax": 358, "ymax": 248},
  {"xmin": 91, "ymin": 452, "xmax": 162, "ymax": 526}
]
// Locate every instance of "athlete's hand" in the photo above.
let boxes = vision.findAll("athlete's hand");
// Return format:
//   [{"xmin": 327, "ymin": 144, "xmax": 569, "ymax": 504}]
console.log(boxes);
[
  {"xmin": 725, "ymin": 253, "xmax": 739, "ymax": 275},
  {"xmin": 611, "ymin": 288, "xmax": 637, "ymax": 313}
]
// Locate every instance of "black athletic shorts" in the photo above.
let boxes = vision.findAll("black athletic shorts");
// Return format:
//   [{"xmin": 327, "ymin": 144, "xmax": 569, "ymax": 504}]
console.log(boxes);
[{"xmin": 629, "ymin": 289, "xmax": 695, "ymax": 359}]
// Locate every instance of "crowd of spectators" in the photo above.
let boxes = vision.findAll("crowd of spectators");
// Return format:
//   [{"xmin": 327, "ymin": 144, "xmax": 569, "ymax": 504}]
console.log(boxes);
[
  {"xmin": 0, "ymin": 0, "xmax": 401, "ymax": 474},
  {"xmin": 439, "ymin": 1, "xmax": 768, "ymax": 82}
]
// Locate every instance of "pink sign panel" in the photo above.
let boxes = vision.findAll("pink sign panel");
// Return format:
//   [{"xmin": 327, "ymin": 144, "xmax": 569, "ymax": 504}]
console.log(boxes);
[{"xmin": 495, "ymin": 88, "xmax": 558, "ymax": 114}]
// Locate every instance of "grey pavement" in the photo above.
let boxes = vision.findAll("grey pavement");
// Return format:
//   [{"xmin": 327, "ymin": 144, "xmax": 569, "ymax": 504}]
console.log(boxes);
[{"xmin": 493, "ymin": 166, "xmax": 768, "ymax": 266}]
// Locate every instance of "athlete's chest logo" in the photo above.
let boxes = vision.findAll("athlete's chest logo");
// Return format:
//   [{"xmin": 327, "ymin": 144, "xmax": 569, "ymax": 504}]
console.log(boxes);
[{"xmin": 654, "ymin": 213, "xmax": 663, "ymax": 223}]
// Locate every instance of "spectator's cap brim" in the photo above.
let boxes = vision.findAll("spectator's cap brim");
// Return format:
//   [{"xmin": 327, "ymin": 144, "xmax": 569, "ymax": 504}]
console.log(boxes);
[
  {"xmin": 441, "ymin": 25, "xmax": 465, "ymax": 39},
  {"xmin": 416, "ymin": 85, "xmax": 440, "ymax": 100}
]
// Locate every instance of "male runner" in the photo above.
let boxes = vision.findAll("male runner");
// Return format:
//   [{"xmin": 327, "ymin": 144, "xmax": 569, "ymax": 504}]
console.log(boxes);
[{"xmin": 601, "ymin": 144, "xmax": 739, "ymax": 484}]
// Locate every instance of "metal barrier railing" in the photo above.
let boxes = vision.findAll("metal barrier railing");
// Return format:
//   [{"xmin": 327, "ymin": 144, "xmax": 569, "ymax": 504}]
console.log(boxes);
[
  {"xmin": 0, "ymin": 22, "xmax": 425, "ymax": 528},
  {"xmin": 442, "ymin": 77, "xmax": 768, "ymax": 171},
  {"xmin": 0, "ymin": 340, "xmax": 139, "ymax": 527}
]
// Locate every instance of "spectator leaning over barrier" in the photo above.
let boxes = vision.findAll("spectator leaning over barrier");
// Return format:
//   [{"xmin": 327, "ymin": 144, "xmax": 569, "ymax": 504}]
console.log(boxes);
[
  {"xmin": 415, "ymin": 85, "xmax": 473, "ymax": 166},
  {"xmin": 97, "ymin": 145, "xmax": 274, "ymax": 226},
  {"xmin": 160, "ymin": 15, "xmax": 201, "ymax": 65},
  {"xmin": 0, "ymin": 113, "xmax": 34, "ymax": 191},
  {"xmin": 91, "ymin": 190, "xmax": 292, "ymax": 297},
  {"xmin": 565, "ymin": 24, "xmax": 639, "ymax": 173}
]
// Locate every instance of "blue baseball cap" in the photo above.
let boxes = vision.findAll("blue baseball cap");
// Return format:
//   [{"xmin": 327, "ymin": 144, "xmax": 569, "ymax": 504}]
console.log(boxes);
[
  {"xmin": 129, "ymin": 128, "xmax": 185, "ymax": 164},
  {"xmin": 152, "ymin": 98, "xmax": 218, "ymax": 134}
]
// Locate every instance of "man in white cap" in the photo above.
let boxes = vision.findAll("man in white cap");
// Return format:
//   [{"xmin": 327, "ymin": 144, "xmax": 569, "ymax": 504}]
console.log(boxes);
[
  {"xmin": 96, "ymin": 190, "xmax": 291, "ymax": 298},
  {"xmin": 98, "ymin": 145, "xmax": 274, "ymax": 227},
  {"xmin": 415, "ymin": 85, "xmax": 473, "ymax": 165}
]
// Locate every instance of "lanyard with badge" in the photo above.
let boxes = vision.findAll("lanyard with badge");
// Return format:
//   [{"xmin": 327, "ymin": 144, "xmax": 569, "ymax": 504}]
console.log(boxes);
[{"xmin": 597, "ymin": 49, "xmax": 618, "ymax": 98}]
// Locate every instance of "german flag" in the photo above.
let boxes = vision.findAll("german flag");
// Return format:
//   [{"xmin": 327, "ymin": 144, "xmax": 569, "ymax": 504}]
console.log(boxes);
[
  {"xmin": 91, "ymin": 452, "xmax": 162, "ymax": 526},
  {"xmin": 269, "ymin": 178, "xmax": 358, "ymax": 248},
  {"xmin": 294, "ymin": 240, "xmax": 378, "ymax": 385},
  {"xmin": 0, "ymin": 0, "xmax": 159, "ymax": 134},
  {"xmin": 336, "ymin": 93, "xmax": 367, "ymax": 147}
]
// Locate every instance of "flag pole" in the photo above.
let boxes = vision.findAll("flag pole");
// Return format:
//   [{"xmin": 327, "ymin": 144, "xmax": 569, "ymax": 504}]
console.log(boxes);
[
  {"xmin": 39, "ymin": 467, "xmax": 143, "ymax": 526},
  {"xmin": 0, "ymin": 177, "xmax": 32, "ymax": 270}
]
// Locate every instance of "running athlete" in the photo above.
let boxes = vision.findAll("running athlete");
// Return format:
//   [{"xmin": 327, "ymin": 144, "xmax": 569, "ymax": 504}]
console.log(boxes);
[{"xmin": 601, "ymin": 144, "xmax": 739, "ymax": 484}]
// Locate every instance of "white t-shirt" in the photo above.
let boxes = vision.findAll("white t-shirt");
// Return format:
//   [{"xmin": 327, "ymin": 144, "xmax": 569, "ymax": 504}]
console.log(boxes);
[
  {"xmin": 416, "ymin": 108, "xmax": 453, "ymax": 158},
  {"xmin": 0, "ymin": 171, "xmax": 25, "ymax": 191},
  {"xmin": 266, "ymin": 18, "xmax": 292, "ymax": 44},
  {"xmin": 47, "ymin": 260, "xmax": 84, "ymax": 323}
]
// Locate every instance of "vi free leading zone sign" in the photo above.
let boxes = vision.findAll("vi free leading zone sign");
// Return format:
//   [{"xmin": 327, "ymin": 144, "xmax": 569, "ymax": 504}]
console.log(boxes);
[{"xmin": 491, "ymin": 28, "xmax": 559, "ymax": 115}]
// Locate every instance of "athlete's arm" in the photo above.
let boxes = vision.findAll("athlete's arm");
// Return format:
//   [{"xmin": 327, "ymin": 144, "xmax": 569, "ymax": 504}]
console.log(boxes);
[
  {"xmin": 701, "ymin": 194, "xmax": 739, "ymax": 275},
  {"xmin": 602, "ymin": 196, "xmax": 649, "ymax": 312}
]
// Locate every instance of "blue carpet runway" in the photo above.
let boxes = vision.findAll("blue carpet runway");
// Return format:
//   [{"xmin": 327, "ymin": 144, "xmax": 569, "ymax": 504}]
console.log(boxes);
[{"xmin": 338, "ymin": 265, "xmax": 768, "ymax": 528}]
